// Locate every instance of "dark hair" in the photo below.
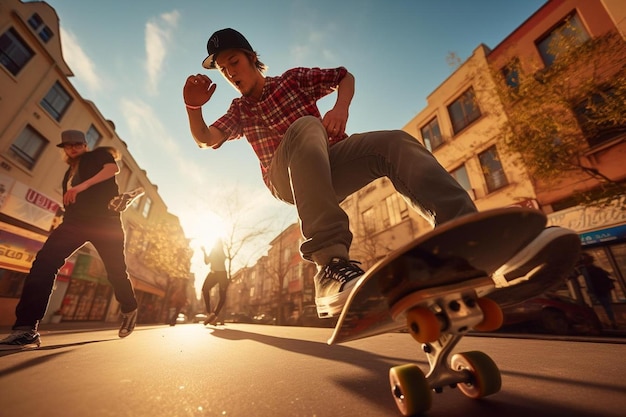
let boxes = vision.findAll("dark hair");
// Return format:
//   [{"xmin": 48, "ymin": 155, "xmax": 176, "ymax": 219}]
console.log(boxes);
[
  {"xmin": 218, "ymin": 50, "xmax": 267, "ymax": 73},
  {"xmin": 248, "ymin": 51, "xmax": 267, "ymax": 73}
]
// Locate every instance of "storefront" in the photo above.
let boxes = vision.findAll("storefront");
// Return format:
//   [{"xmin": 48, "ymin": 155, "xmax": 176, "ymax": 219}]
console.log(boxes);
[
  {"xmin": 548, "ymin": 196, "xmax": 626, "ymax": 326},
  {"xmin": 59, "ymin": 253, "xmax": 113, "ymax": 322},
  {"xmin": 0, "ymin": 223, "xmax": 48, "ymax": 325}
]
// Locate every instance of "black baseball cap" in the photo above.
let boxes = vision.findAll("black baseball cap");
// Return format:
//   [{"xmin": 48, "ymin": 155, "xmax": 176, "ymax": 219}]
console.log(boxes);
[
  {"xmin": 57, "ymin": 130, "xmax": 87, "ymax": 148},
  {"xmin": 202, "ymin": 28, "xmax": 254, "ymax": 69}
]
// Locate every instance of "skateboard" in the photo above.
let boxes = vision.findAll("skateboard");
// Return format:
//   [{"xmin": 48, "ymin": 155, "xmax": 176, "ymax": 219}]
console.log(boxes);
[
  {"xmin": 108, "ymin": 187, "xmax": 145, "ymax": 212},
  {"xmin": 328, "ymin": 207, "xmax": 578, "ymax": 416}
]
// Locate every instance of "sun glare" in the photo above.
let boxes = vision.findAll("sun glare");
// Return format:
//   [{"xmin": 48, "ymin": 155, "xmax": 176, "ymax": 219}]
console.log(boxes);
[{"xmin": 182, "ymin": 209, "xmax": 228, "ymax": 251}]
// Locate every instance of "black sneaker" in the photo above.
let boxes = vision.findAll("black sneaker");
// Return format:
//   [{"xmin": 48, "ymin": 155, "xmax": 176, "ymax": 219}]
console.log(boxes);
[
  {"xmin": 203, "ymin": 313, "xmax": 217, "ymax": 326},
  {"xmin": 108, "ymin": 187, "xmax": 145, "ymax": 212},
  {"xmin": 315, "ymin": 258, "xmax": 364, "ymax": 318},
  {"xmin": 0, "ymin": 330, "xmax": 41, "ymax": 350},
  {"xmin": 119, "ymin": 309, "xmax": 137, "ymax": 338}
]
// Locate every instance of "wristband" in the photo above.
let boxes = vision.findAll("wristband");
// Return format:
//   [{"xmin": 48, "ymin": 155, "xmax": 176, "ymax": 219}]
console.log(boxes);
[{"xmin": 185, "ymin": 104, "xmax": 202, "ymax": 110}]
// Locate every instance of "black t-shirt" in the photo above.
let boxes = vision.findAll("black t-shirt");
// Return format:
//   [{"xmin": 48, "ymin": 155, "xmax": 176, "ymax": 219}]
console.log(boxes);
[{"xmin": 62, "ymin": 147, "xmax": 120, "ymax": 220}]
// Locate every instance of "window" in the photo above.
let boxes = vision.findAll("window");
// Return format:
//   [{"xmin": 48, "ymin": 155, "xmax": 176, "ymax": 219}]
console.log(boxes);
[
  {"xmin": 27, "ymin": 13, "xmax": 54, "ymax": 43},
  {"xmin": 40, "ymin": 82, "xmax": 72, "ymax": 121},
  {"xmin": 141, "ymin": 197, "xmax": 152, "ymax": 218},
  {"xmin": 451, "ymin": 165, "xmax": 473, "ymax": 196},
  {"xmin": 0, "ymin": 28, "xmax": 34, "ymax": 76},
  {"xmin": 38, "ymin": 27, "xmax": 54, "ymax": 43},
  {"xmin": 0, "ymin": 269, "xmax": 28, "ymax": 298},
  {"xmin": 385, "ymin": 193, "xmax": 409, "ymax": 228},
  {"xmin": 448, "ymin": 88, "xmax": 481, "ymax": 134},
  {"xmin": 10, "ymin": 125, "xmax": 48, "ymax": 169},
  {"xmin": 362, "ymin": 207, "xmax": 377, "ymax": 234},
  {"xmin": 85, "ymin": 125, "xmax": 102, "ymax": 149},
  {"xmin": 573, "ymin": 87, "xmax": 626, "ymax": 147},
  {"xmin": 479, "ymin": 146, "xmax": 508, "ymax": 192},
  {"xmin": 501, "ymin": 58, "xmax": 520, "ymax": 89},
  {"xmin": 27, "ymin": 13, "xmax": 43, "ymax": 30},
  {"xmin": 131, "ymin": 194, "xmax": 141, "ymax": 210},
  {"xmin": 420, "ymin": 117, "xmax": 444, "ymax": 151},
  {"xmin": 536, "ymin": 13, "xmax": 590, "ymax": 67}
]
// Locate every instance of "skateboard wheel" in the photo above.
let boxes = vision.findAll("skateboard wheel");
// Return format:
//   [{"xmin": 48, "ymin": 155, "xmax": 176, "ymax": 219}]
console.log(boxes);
[
  {"xmin": 406, "ymin": 307, "xmax": 440, "ymax": 343},
  {"xmin": 389, "ymin": 364, "xmax": 431, "ymax": 416},
  {"xmin": 450, "ymin": 351, "xmax": 502, "ymax": 399},
  {"xmin": 473, "ymin": 298, "xmax": 504, "ymax": 332}
]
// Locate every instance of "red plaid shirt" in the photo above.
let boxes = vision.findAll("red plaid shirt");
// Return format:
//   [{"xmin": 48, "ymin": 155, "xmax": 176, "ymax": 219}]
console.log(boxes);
[{"xmin": 212, "ymin": 66, "xmax": 348, "ymax": 187}]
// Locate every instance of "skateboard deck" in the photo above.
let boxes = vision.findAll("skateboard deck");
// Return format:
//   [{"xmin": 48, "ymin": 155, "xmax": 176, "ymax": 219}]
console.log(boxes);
[
  {"xmin": 329, "ymin": 207, "xmax": 548, "ymax": 345},
  {"xmin": 327, "ymin": 207, "xmax": 574, "ymax": 416}
]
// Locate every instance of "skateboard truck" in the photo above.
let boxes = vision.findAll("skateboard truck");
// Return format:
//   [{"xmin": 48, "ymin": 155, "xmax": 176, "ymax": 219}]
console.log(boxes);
[{"xmin": 388, "ymin": 278, "xmax": 503, "ymax": 415}]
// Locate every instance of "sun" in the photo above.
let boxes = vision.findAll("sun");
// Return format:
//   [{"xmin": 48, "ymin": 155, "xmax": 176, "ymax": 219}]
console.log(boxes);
[{"xmin": 180, "ymin": 209, "xmax": 228, "ymax": 251}]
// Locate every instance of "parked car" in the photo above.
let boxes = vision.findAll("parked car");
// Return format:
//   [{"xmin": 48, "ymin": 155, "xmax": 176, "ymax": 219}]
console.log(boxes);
[
  {"xmin": 175, "ymin": 313, "xmax": 187, "ymax": 324},
  {"xmin": 193, "ymin": 313, "xmax": 208, "ymax": 323},
  {"xmin": 499, "ymin": 293, "xmax": 603, "ymax": 336},
  {"xmin": 298, "ymin": 305, "xmax": 338, "ymax": 328},
  {"xmin": 224, "ymin": 313, "xmax": 254, "ymax": 323},
  {"xmin": 253, "ymin": 313, "xmax": 276, "ymax": 325}
]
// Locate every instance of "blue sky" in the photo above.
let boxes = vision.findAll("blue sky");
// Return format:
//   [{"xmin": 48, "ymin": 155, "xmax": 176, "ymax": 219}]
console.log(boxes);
[{"xmin": 42, "ymin": 0, "xmax": 546, "ymax": 290}]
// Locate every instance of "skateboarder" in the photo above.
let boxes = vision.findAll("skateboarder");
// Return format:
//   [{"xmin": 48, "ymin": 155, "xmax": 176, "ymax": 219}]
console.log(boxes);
[
  {"xmin": 201, "ymin": 239, "xmax": 228, "ymax": 325},
  {"xmin": 182, "ymin": 28, "xmax": 570, "ymax": 319},
  {"xmin": 0, "ymin": 130, "xmax": 138, "ymax": 350},
  {"xmin": 168, "ymin": 279, "xmax": 189, "ymax": 326},
  {"xmin": 579, "ymin": 253, "xmax": 617, "ymax": 329}
]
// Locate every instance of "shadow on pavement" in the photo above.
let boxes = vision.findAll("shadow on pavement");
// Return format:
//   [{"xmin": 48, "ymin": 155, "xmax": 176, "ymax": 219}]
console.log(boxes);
[
  {"xmin": 207, "ymin": 326, "xmax": 623, "ymax": 417},
  {"xmin": 0, "ymin": 338, "xmax": 118, "ymax": 360}
]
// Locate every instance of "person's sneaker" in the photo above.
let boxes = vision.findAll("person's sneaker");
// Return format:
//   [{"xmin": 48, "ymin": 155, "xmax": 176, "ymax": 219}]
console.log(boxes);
[
  {"xmin": 108, "ymin": 187, "xmax": 145, "ymax": 212},
  {"xmin": 203, "ymin": 313, "xmax": 217, "ymax": 326},
  {"xmin": 486, "ymin": 227, "xmax": 581, "ymax": 307},
  {"xmin": 315, "ymin": 258, "xmax": 365, "ymax": 318},
  {"xmin": 0, "ymin": 330, "xmax": 41, "ymax": 350},
  {"xmin": 119, "ymin": 309, "xmax": 137, "ymax": 338}
]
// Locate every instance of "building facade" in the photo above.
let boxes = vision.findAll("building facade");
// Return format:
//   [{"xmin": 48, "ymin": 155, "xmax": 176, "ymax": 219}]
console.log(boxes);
[{"xmin": 0, "ymin": 0, "xmax": 193, "ymax": 326}]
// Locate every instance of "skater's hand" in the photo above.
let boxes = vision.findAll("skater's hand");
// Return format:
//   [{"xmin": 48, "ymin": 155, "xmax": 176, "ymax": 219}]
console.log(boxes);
[
  {"xmin": 184, "ymin": 74, "xmax": 217, "ymax": 108},
  {"xmin": 322, "ymin": 106, "xmax": 348, "ymax": 137},
  {"xmin": 63, "ymin": 183, "xmax": 87, "ymax": 205}
]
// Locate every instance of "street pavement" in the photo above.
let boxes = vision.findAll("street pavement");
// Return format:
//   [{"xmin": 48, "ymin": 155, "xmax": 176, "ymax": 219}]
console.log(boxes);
[{"xmin": 0, "ymin": 323, "xmax": 625, "ymax": 417}]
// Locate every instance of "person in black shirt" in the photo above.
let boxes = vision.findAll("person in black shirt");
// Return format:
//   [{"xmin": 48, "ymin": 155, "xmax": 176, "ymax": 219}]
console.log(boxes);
[{"xmin": 0, "ymin": 130, "xmax": 138, "ymax": 350}]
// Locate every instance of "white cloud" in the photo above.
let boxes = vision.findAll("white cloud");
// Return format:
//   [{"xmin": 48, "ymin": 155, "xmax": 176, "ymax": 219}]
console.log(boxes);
[
  {"xmin": 60, "ymin": 28, "xmax": 102, "ymax": 93},
  {"xmin": 144, "ymin": 10, "xmax": 180, "ymax": 95},
  {"xmin": 119, "ymin": 97, "xmax": 204, "ymax": 184}
]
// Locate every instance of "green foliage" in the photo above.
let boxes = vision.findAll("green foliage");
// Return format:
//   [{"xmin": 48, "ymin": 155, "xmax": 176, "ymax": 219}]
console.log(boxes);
[
  {"xmin": 493, "ymin": 29, "xmax": 626, "ymax": 201},
  {"xmin": 128, "ymin": 220, "xmax": 192, "ymax": 279}
]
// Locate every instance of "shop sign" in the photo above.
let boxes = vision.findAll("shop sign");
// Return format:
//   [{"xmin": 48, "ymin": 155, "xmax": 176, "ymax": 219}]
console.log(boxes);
[
  {"xmin": 547, "ymin": 195, "xmax": 626, "ymax": 232},
  {"xmin": 0, "ymin": 173, "xmax": 60, "ymax": 231},
  {"xmin": 0, "ymin": 229, "xmax": 45, "ymax": 272},
  {"xmin": 72, "ymin": 253, "xmax": 108, "ymax": 282},
  {"xmin": 579, "ymin": 224, "xmax": 626, "ymax": 246}
]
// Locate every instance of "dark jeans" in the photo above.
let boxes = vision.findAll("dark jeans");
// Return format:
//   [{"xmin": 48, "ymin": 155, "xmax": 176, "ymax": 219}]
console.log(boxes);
[
  {"xmin": 169, "ymin": 305, "xmax": 184, "ymax": 326},
  {"xmin": 202, "ymin": 271, "xmax": 229, "ymax": 316},
  {"xmin": 14, "ymin": 217, "xmax": 137, "ymax": 330}
]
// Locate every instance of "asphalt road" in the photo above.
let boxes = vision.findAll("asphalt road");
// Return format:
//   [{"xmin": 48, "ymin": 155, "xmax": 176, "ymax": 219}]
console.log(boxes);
[{"xmin": 0, "ymin": 323, "xmax": 624, "ymax": 417}]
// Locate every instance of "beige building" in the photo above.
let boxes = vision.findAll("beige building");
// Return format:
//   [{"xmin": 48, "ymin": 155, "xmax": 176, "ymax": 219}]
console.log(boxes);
[{"xmin": 0, "ymin": 0, "xmax": 192, "ymax": 326}]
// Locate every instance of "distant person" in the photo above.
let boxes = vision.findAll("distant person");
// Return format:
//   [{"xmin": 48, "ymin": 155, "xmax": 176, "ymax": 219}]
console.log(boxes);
[
  {"xmin": 169, "ymin": 280, "xmax": 189, "ymax": 326},
  {"xmin": 0, "ymin": 130, "xmax": 138, "ymax": 350},
  {"xmin": 579, "ymin": 253, "xmax": 617, "ymax": 329},
  {"xmin": 201, "ymin": 239, "xmax": 228, "ymax": 325},
  {"xmin": 183, "ymin": 28, "xmax": 573, "ymax": 319}
]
